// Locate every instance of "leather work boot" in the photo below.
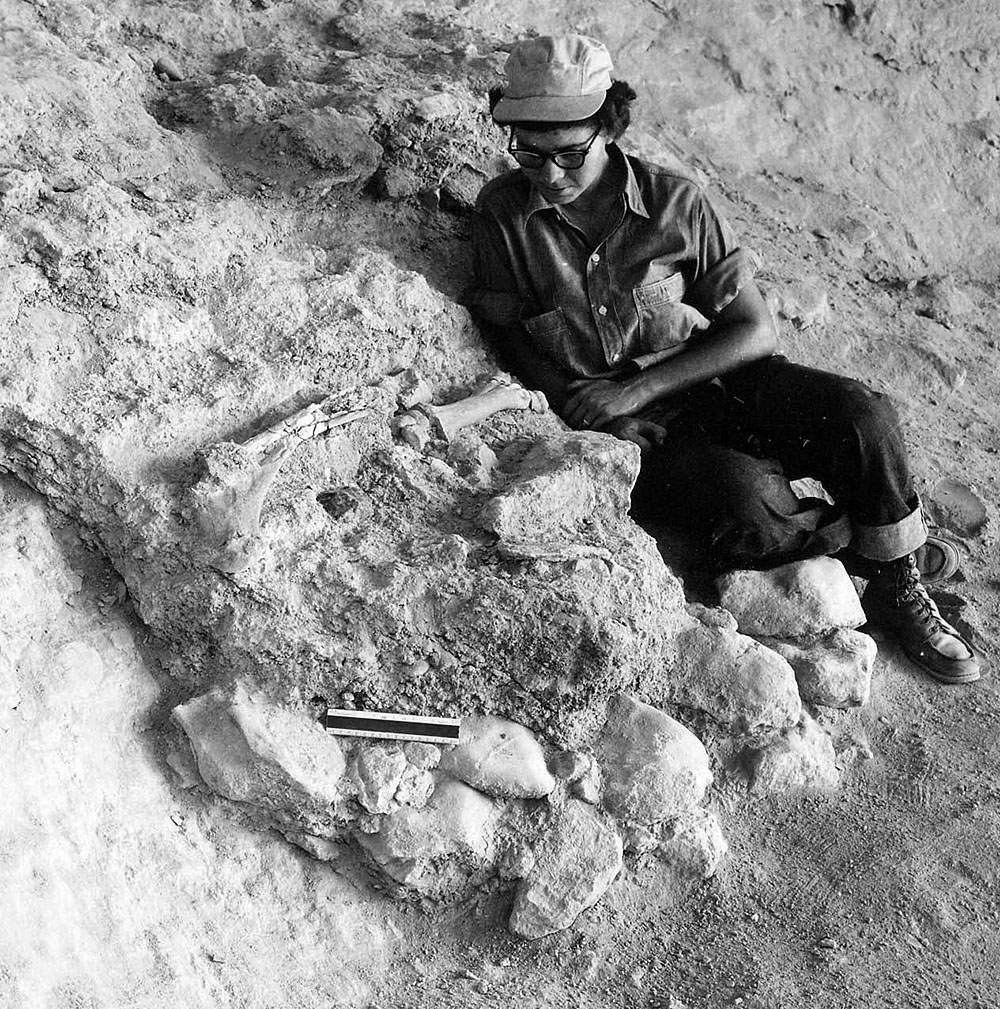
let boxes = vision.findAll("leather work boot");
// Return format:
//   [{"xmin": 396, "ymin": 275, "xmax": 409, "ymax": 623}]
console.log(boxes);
[{"xmin": 862, "ymin": 552, "xmax": 981, "ymax": 684}]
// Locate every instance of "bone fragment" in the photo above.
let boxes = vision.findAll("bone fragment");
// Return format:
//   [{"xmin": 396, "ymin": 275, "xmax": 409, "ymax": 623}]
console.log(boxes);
[
  {"xmin": 394, "ymin": 375, "xmax": 547, "ymax": 451},
  {"xmin": 189, "ymin": 402, "xmax": 369, "ymax": 574}
]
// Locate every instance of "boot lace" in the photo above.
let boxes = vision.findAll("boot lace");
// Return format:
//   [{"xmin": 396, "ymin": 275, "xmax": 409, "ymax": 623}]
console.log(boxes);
[{"xmin": 895, "ymin": 553, "xmax": 946, "ymax": 634}]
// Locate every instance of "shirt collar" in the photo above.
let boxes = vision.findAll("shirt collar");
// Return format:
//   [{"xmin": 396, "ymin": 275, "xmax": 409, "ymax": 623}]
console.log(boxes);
[{"xmin": 524, "ymin": 145, "xmax": 651, "ymax": 221}]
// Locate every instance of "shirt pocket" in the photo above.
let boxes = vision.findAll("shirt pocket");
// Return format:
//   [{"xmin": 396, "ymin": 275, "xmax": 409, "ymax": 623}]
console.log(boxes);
[
  {"xmin": 632, "ymin": 273, "xmax": 708, "ymax": 354},
  {"xmin": 521, "ymin": 307, "xmax": 573, "ymax": 364}
]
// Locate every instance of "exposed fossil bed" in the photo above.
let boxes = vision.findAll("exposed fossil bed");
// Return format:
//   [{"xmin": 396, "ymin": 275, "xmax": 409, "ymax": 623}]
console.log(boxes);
[{"xmin": 2, "ymin": 1, "xmax": 1000, "ymax": 1007}]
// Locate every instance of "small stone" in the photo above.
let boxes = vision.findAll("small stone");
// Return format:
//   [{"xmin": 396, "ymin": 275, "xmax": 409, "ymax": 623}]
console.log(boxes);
[
  {"xmin": 352, "ymin": 745, "xmax": 408, "ymax": 813},
  {"xmin": 570, "ymin": 766, "xmax": 602, "ymax": 805},
  {"xmin": 549, "ymin": 749, "xmax": 590, "ymax": 781},
  {"xmin": 717, "ymin": 558, "xmax": 865, "ymax": 637},
  {"xmin": 172, "ymin": 683, "xmax": 346, "ymax": 815},
  {"xmin": 597, "ymin": 694, "xmax": 712, "ymax": 823},
  {"xmin": 413, "ymin": 92, "xmax": 462, "ymax": 121},
  {"xmin": 284, "ymin": 831, "xmax": 341, "ymax": 861},
  {"xmin": 509, "ymin": 801, "xmax": 623, "ymax": 939},
  {"xmin": 747, "ymin": 712, "xmax": 839, "ymax": 793},
  {"xmin": 765, "ymin": 628, "xmax": 876, "ymax": 708},
  {"xmin": 403, "ymin": 741, "xmax": 441, "ymax": 769},
  {"xmin": 497, "ymin": 842, "xmax": 536, "ymax": 880},
  {"xmin": 657, "ymin": 807, "xmax": 728, "ymax": 880},
  {"xmin": 440, "ymin": 715, "xmax": 555, "ymax": 799},
  {"xmin": 767, "ymin": 282, "xmax": 830, "ymax": 329},
  {"xmin": 153, "ymin": 54, "xmax": 184, "ymax": 81},
  {"xmin": 623, "ymin": 824, "xmax": 659, "ymax": 855},
  {"xmin": 447, "ymin": 437, "xmax": 498, "ymax": 487},
  {"xmin": 394, "ymin": 765, "xmax": 435, "ymax": 808}
]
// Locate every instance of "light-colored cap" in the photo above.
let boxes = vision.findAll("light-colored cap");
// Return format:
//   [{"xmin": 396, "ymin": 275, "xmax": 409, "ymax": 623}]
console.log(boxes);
[{"xmin": 492, "ymin": 34, "xmax": 613, "ymax": 124}]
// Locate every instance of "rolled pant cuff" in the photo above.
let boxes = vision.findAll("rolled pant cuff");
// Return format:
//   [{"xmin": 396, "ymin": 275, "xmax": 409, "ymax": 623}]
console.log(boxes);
[{"xmin": 850, "ymin": 506, "xmax": 927, "ymax": 562}]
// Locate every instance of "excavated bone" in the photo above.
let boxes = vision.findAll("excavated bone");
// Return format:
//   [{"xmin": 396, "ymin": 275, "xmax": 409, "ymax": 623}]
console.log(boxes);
[
  {"xmin": 189, "ymin": 402, "xmax": 368, "ymax": 573},
  {"xmin": 394, "ymin": 375, "xmax": 547, "ymax": 451}
]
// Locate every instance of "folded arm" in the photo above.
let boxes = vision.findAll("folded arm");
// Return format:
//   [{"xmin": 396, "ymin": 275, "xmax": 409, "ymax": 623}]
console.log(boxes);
[{"xmin": 562, "ymin": 279, "xmax": 777, "ymax": 430}]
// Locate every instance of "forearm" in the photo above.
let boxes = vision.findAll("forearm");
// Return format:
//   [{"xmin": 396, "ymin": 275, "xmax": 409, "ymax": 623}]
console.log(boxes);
[{"xmin": 623, "ymin": 316, "xmax": 776, "ymax": 410}]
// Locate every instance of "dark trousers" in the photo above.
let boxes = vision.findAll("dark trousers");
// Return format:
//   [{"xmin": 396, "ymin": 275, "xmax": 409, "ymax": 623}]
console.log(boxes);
[{"xmin": 631, "ymin": 356, "xmax": 923, "ymax": 571}]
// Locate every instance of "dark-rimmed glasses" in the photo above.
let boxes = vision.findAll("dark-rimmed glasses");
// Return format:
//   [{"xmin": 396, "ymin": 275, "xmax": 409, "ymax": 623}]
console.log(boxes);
[{"xmin": 507, "ymin": 128, "xmax": 602, "ymax": 171}]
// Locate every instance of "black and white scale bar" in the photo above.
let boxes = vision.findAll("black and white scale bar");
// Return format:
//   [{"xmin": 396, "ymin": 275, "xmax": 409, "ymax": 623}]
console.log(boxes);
[{"xmin": 321, "ymin": 708, "xmax": 461, "ymax": 744}]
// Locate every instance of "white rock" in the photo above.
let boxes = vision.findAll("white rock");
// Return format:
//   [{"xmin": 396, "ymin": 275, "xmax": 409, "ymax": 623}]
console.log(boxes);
[
  {"xmin": 662, "ymin": 621, "xmax": 802, "ymax": 733},
  {"xmin": 172, "ymin": 683, "xmax": 346, "ymax": 814},
  {"xmin": 748, "ymin": 713, "xmax": 839, "ymax": 793},
  {"xmin": 352, "ymin": 745, "xmax": 407, "ymax": 813},
  {"xmin": 508, "ymin": 801, "xmax": 623, "ymax": 939},
  {"xmin": 597, "ymin": 695, "xmax": 712, "ymax": 822},
  {"xmin": 364, "ymin": 777, "xmax": 496, "ymax": 863},
  {"xmin": 766, "ymin": 628, "xmax": 876, "ymax": 708},
  {"xmin": 479, "ymin": 433, "xmax": 638, "ymax": 552},
  {"xmin": 716, "ymin": 558, "xmax": 865, "ymax": 637},
  {"xmin": 440, "ymin": 715, "xmax": 555, "ymax": 799},
  {"xmin": 403, "ymin": 741, "xmax": 441, "ymax": 769},
  {"xmin": 394, "ymin": 764, "xmax": 435, "ymax": 808},
  {"xmin": 657, "ymin": 807, "xmax": 728, "ymax": 880}
]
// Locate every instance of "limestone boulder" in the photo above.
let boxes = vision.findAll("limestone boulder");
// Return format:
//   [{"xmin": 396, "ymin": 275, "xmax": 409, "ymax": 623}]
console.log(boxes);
[
  {"xmin": 747, "ymin": 713, "xmax": 840, "ymax": 793},
  {"xmin": 440, "ymin": 715, "xmax": 555, "ymax": 799},
  {"xmin": 765, "ymin": 628, "xmax": 877, "ymax": 708},
  {"xmin": 659, "ymin": 618, "xmax": 802, "ymax": 734},
  {"xmin": 597, "ymin": 695, "xmax": 712, "ymax": 823},
  {"xmin": 172, "ymin": 683, "xmax": 346, "ymax": 816},
  {"xmin": 509, "ymin": 800, "xmax": 624, "ymax": 940},
  {"xmin": 716, "ymin": 558, "xmax": 866, "ymax": 637}
]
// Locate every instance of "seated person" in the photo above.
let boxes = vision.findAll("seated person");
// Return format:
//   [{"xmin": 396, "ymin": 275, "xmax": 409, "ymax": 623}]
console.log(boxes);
[{"xmin": 468, "ymin": 33, "xmax": 981, "ymax": 685}]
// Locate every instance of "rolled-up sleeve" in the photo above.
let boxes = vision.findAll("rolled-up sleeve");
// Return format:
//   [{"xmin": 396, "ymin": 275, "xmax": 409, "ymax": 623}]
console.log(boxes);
[{"xmin": 682, "ymin": 193, "xmax": 759, "ymax": 319}]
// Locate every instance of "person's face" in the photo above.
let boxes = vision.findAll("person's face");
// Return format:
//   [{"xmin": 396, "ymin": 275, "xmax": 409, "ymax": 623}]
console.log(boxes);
[{"xmin": 509, "ymin": 124, "xmax": 612, "ymax": 206}]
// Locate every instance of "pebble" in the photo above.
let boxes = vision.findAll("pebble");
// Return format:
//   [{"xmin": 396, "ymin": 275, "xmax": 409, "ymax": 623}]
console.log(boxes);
[{"xmin": 153, "ymin": 55, "xmax": 184, "ymax": 81}]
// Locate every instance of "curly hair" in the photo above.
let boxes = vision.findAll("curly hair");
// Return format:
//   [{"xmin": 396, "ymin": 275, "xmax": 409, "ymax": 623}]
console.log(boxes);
[{"xmin": 488, "ymin": 80, "xmax": 637, "ymax": 141}]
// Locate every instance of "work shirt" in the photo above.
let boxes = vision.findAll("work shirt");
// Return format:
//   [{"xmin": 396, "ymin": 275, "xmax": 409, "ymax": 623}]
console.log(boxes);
[{"xmin": 469, "ymin": 146, "xmax": 757, "ymax": 382}]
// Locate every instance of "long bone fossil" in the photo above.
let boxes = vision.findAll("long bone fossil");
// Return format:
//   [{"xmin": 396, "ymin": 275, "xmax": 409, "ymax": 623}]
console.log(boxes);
[
  {"xmin": 394, "ymin": 374, "xmax": 548, "ymax": 451},
  {"xmin": 189, "ymin": 401, "xmax": 370, "ymax": 574},
  {"xmin": 189, "ymin": 375, "xmax": 547, "ymax": 574}
]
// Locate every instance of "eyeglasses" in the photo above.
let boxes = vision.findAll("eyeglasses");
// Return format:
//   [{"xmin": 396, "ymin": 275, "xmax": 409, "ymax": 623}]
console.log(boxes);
[{"xmin": 507, "ymin": 128, "xmax": 602, "ymax": 171}]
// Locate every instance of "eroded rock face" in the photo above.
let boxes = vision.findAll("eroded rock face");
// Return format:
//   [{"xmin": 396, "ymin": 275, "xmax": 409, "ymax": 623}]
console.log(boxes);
[{"xmin": 508, "ymin": 801, "xmax": 624, "ymax": 940}]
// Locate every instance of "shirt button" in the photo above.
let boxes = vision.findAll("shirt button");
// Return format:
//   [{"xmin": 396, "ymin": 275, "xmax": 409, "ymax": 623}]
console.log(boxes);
[
  {"xmin": 597, "ymin": 305, "xmax": 608, "ymax": 316},
  {"xmin": 591, "ymin": 253, "xmax": 600, "ymax": 264}
]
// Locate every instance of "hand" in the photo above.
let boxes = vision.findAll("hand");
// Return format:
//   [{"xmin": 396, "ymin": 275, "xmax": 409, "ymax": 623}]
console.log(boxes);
[
  {"xmin": 595, "ymin": 416, "xmax": 668, "ymax": 453},
  {"xmin": 563, "ymin": 379, "xmax": 642, "ymax": 430}
]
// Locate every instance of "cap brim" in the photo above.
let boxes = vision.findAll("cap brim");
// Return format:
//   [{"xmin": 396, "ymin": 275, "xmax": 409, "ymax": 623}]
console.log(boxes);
[{"xmin": 492, "ymin": 92, "xmax": 606, "ymax": 124}]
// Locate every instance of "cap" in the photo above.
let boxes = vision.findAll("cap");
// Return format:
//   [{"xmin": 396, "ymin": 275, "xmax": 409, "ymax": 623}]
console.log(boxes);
[{"xmin": 492, "ymin": 34, "xmax": 613, "ymax": 124}]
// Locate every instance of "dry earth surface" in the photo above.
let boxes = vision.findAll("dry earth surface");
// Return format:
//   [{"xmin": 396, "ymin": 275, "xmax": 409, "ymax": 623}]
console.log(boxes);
[{"xmin": 2, "ymin": 1, "xmax": 1000, "ymax": 1007}]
